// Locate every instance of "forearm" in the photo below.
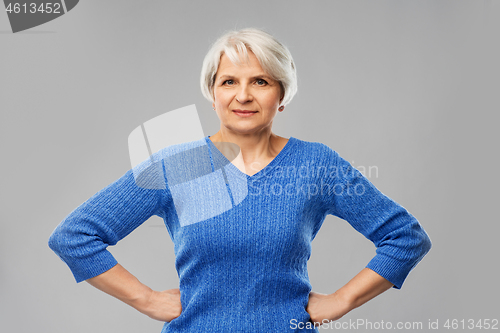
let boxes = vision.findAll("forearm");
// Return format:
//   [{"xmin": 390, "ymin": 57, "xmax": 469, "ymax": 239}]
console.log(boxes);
[
  {"xmin": 335, "ymin": 267, "xmax": 394, "ymax": 312},
  {"xmin": 86, "ymin": 263, "xmax": 153, "ymax": 313}
]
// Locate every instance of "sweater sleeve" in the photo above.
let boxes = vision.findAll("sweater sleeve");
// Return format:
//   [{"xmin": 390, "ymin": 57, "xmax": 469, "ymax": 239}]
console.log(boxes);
[
  {"xmin": 321, "ymin": 149, "xmax": 431, "ymax": 289},
  {"xmin": 48, "ymin": 166, "xmax": 165, "ymax": 283}
]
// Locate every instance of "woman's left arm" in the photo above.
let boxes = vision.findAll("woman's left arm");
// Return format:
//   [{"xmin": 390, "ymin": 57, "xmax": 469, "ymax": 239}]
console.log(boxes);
[
  {"xmin": 307, "ymin": 267, "xmax": 393, "ymax": 325},
  {"xmin": 308, "ymin": 147, "xmax": 432, "ymax": 324}
]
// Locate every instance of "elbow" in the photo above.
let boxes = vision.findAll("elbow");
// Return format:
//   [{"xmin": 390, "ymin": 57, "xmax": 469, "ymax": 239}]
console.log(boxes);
[
  {"xmin": 416, "ymin": 228, "xmax": 432, "ymax": 261},
  {"xmin": 48, "ymin": 226, "xmax": 67, "ymax": 256},
  {"xmin": 48, "ymin": 228, "xmax": 61, "ymax": 254},
  {"xmin": 422, "ymin": 232, "xmax": 432, "ymax": 256},
  {"xmin": 407, "ymin": 216, "xmax": 432, "ymax": 260}
]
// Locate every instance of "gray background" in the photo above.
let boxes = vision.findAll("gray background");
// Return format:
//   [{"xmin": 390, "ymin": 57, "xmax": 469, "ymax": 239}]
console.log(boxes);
[{"xmin": 1, "ymin": 1, "xmax": 498, "ymax": 332}]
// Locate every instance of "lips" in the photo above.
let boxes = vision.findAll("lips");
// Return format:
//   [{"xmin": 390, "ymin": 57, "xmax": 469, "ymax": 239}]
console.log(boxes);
[
  {"xmin": 232, "ymin": 109, "xmax": 258, "ymax": 117},
  {"xmin": 233, "ymin": 110, "xmax": 257, "ymax": 113}
]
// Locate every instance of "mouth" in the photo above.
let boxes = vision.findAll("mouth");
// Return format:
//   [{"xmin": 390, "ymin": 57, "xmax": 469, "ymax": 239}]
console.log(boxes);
[{"xmin": 232, "ymin": 109, "xmax": 258, "ymax": 117}]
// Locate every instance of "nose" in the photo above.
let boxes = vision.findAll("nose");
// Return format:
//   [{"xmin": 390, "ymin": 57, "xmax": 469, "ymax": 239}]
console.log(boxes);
[{"xmin": 235, "ymin": 84, "xmax": 253, "ymax": 104}]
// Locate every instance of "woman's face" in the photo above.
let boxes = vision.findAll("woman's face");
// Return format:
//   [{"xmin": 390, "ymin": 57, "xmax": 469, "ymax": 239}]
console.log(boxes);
[{"xmin": 212, "ymin": 51, "xmax": 283, "ymax": 136}]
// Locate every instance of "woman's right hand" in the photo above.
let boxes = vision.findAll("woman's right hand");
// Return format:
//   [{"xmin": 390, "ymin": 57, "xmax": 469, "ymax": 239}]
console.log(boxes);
[
  {"xmin": 138, "ymin": 288, "xmax": 183, "ymax": 322},
  {"xmin": 85, "ymin": 264, "xmax": 182, "ymax": 323}
]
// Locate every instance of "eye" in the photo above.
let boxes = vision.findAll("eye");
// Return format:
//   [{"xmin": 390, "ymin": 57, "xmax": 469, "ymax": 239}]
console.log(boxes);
[
  {"xmin": 222, "ymin": 79, "xmax": 234, "ymax": 86},
  {"xmin": 256, "ymin": 79, "xmax": 268, "ymax": 86}
]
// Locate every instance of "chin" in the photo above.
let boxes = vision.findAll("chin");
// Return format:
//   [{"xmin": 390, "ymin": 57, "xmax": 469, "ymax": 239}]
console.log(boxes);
[{"xmin": 226, "ymin": 125, "xmax": 262, "ymax": 135}]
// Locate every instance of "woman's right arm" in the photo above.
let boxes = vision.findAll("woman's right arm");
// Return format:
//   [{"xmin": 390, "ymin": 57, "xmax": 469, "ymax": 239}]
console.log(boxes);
[
  {"xmin": 48, "ymin": 168, "xmax": 162, "ymax": 282},
  {"xmin": 48, "ymin": 160, "xmax": 181, "ymax": 321},
  {"xmin": 86, "ymin": 263, "xmax": 181, "ymax": 322}
]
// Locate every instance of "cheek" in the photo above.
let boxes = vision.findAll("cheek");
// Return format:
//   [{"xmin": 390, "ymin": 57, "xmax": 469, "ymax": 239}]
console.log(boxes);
[
  {"xmin": 214, "ymin": 89, "xmax": 230, "ymax": 106},
  {"xmin": 262, "ymin": 91, "xmax": 281, "ymax": 108}
]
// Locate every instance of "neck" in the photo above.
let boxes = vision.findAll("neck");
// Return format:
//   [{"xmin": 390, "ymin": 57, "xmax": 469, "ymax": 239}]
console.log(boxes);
[{"xmin": 209, "ymin": 127, "xmax": 281, "ymax": 165}]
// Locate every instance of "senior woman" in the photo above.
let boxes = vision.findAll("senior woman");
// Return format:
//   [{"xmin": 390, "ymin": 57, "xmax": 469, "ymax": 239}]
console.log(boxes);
[{"xmin": 49, "ymin": 28, "xmax": 431, "ymax": 332}]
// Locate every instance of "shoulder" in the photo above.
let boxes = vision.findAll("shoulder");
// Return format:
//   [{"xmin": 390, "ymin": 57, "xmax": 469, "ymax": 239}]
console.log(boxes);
[
  {"xmin": 152, "ymin": 136, "xmax": 208, "ymax": 161},
  {"xmin": 131, "ymin": 137, "xmax": 209, "ymax": 189},
  {"xmin": 290, "ymin": 136, "xmax": 340, "ymax": 160}
]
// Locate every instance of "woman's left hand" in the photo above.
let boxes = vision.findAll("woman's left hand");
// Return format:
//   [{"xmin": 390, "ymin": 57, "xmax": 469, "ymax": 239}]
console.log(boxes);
[{"xmin": 306, "ymin": 291, "xmax": 352, "ymax": 326}]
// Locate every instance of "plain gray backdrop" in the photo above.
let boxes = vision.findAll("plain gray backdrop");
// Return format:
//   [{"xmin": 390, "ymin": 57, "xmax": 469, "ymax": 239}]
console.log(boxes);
[{"xmin": 1, "ymin": 1, "xmax": 498, "ymax": 332}]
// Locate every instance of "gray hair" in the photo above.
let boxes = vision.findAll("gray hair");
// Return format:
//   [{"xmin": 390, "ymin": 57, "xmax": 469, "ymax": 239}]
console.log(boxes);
[{"xmin": 200, "ymin": 28, "xmax": 297, "ymax": 107}]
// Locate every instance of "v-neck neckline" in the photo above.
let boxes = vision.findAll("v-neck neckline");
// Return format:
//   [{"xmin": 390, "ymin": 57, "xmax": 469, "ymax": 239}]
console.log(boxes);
[{"xmin": 205, "ymin": 135, "xmax": 297, "ymax": 180}]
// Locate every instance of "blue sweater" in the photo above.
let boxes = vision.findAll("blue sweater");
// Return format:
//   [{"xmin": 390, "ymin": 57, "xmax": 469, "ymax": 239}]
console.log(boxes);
[{"xmin": 48, "ymin": 135, "xmax": 431, "ymax": 332}]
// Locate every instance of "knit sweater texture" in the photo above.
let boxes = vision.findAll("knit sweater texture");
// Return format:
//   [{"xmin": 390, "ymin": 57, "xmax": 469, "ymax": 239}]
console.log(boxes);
[{"xmin": 48, "ymin": 135, "xmax": 432, "ymax": 332}]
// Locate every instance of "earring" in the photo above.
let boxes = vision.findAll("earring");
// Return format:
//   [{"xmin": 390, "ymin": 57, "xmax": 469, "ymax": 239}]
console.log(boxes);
[{"xmin": 278, "ymin": 106, "xmax": 284, "ymax": 111}]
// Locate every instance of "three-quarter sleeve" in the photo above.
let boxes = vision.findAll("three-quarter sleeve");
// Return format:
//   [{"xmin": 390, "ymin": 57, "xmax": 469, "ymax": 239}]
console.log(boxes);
[
  {"xmin": 48, "ymin": 168, "xmax": 164, "ymax": 283},
  {"xmin": 321, "ymin": 150, "xmax": 431, "ymax": 289}
]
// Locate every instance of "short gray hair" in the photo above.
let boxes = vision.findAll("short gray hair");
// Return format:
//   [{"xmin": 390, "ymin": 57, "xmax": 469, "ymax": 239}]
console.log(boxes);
[{"xmin": 200, "ymin": 28, "xmax": 297, "ymax": 107}]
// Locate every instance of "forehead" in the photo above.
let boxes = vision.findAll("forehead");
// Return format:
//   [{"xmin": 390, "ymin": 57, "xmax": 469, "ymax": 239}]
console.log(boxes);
[{"xmin": 216, "ymin": 51, "xmax": 266, "ymax": 77}]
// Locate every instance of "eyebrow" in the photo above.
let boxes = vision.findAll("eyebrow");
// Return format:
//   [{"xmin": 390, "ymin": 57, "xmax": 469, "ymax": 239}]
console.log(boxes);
[{"xmin": 217, "ymin": 74, "xmax": 273, "ymax": 81}]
